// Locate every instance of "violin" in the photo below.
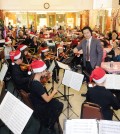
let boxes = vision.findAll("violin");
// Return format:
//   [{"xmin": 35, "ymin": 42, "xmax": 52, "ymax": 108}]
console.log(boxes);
[
  {"xmin": 40, "ymin": 71, "xmax": 51, "ymax": 84},
  {"xmin": 44, "ymin": 54, "xmax": 58, "ymax": 61},
  {"xmin": 26, "ymin": 54, "xmax": 41, "ymax": 61},
  {"xmin": 20, "ymin": 63, "xmax": 30, "ymax": 71},
  {"xmin": 59, "ymin": 52, "xmax": 68, "ymax": 59}
]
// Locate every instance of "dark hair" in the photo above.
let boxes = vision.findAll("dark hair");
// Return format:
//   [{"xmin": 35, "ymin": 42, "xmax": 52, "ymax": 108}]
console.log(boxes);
[{"xmin": 82, "ymin": 26, "xmax": 93, "ymax": 35}]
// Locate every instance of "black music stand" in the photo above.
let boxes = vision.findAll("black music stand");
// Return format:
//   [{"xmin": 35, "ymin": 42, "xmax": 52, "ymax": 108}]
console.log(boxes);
[
  {"xmin": 58, "ymin": 69, "xmax": 84, "ymax": 119},
  {"xmin": 62, "ymin": 87, "xmax": 79, "ymax": 119},
  {"xmin": 62, "ymin": 56, "xmax": 74, "ymax": 65},
  {"xmin": 48, "ymin": 60, "xmax": 57, "ymax": 93}
]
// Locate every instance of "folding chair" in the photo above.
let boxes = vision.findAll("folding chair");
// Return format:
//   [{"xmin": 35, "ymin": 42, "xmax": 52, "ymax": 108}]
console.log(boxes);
[
  {"xmin": 0, "ymin": 81, "xmax": 5, "ymax": 103},
  {"xmin": 80, "ymin": 102, "xmax": 104, "ymax": 120},
  {"xmin": 19, "ymin": 90, "xmax": 33, "ymax": 109},
  {"xmin": 19, "ymin": 90, "xmax": 62, "ymax": 134}
]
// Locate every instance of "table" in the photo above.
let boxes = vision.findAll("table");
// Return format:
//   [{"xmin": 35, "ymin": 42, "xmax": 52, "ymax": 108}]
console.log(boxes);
[{"xmin": 101, "ymin": 62, "xmax": 120, "ymax": 74}]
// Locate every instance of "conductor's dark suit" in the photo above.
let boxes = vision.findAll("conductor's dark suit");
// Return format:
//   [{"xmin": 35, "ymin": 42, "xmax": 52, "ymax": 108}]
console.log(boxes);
[{"xmin": 86, "ymin": 85, "xmax": 120, "ymax": 120}]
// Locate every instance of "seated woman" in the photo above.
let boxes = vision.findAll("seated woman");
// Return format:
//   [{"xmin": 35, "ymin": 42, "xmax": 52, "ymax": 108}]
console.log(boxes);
[
  {"xmin": 109, "ymin": 31, "xmax": 118, "ymax": 48},
  {"xmin": 106, "ymin": 41, "xmax": 120, "ymax": 61},
  {"xmin": 86, "ymin": 67, "xmax": 120, "ymax": 120},
  {"xmin": 41, "ymin": 47, "xmax": 51, "ymax": 69},
  {"xmin": 17, "ymin": 44, "xmax": 35, "ymax": 64},
  {"xmin": 30, "ymin": 36, "xmax": 40, "ymax": 54},
  {"xmin": 29, "ymin": 60, "xmax": 63, "ymax": 131}
]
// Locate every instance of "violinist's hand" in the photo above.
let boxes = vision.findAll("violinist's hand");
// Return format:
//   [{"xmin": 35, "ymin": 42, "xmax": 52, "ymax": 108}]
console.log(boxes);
[
  {"xmin": 73, "ymin": 48, "xmax": 78, "ymax": 53},
  {"xmin": 52, "ymin": 89, "xmax": 58, "ymax": 95}
]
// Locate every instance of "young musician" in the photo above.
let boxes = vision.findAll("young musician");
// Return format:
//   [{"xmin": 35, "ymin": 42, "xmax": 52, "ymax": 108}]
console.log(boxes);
[
  {"xmin": 29, "ymin": 60, "xmax": 63, "ymax": 131},
  {"xmin": 57, "ymin": 45, "xmax": 67, "ymax": 62},
  {"xmin": 9, "ymin": 50, "xmax": 31, "ymax": 92},
  {"xmin": 86, "ymin": 67, "xmax": 120, "ymax": 120},
  {"xmin": 41, "ymin": 47, "xmax": 51, "ymax": 69},
  {"xmin": 17, "ymin": 44, "xmax": 31, "ymax": 64},
  {"xmin": 30, "ymin": 36, "xmax": 40, "ymax": 54}
]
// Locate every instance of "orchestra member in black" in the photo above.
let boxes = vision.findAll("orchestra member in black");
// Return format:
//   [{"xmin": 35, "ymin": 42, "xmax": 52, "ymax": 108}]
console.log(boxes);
[
  {"xmin": 9, "ymin": 50, "xmax": 30, "ymax": 92},
  {"xmin": 86, "ymin": 67, "xmax": 120, "ymax": 120},
  {"xmin": 29, "ymin": 60, "xmax": 63, "ymax": 132}
]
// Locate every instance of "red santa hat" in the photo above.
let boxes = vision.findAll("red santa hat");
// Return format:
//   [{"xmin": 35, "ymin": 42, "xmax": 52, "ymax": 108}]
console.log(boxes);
[
  {"xmin": 57, "ymin": 45, "xmax": 63, "ymax": 57},
  {"xmin": 90, "ymin": 67, "xmax": 106, "ymax": 84},
  {"xmin": 17, "ymin": 44, "xmax": 27, "ymax": 51},
  {"xmin": 7, "ymin": 30, "xmax": 12, "ymax": 35},
  {"xmin": 5, "ymin": 37, "xmax": 12, "ymax": 45},
  {"xmin": 30, "ymin": 60, "xmax": 47, "ymax": 73},
  {"xmin": 29, "ymin": 31, "xmax": 35, "ymax": 39},
  {"xmin": 41, "ymin": 47, "xmax": 49, "ymax": 52},
  {"xmin": 9, "ymin": 50, "xmax": 21, "ymax": 65}
]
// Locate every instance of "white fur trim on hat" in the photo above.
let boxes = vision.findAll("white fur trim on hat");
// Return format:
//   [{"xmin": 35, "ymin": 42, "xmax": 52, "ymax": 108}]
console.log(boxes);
[
  {"xmin": 57, "ymin": 46, "xmax": 63, "ymax": 50},
  {"xmin": 33, "ymin": 64, "xmax": 47, "ymax": 73},
  {"xmin": 93, "ymin": 74, "xmax": 106, "ymax": 84},
  {"xmin": 42, "ymin": 49, "xmax": 49, "ymax": 52},
  {"xmin": 14, "ymin": 53, "xmax": 21, "ymax": 60},
  {"xmin": 5, "ymin": 40, "xmax": 12, "ymax": 44},
  {"xmin": 20, "ymin": 45, "xmax": 27, "ymax": 51}
]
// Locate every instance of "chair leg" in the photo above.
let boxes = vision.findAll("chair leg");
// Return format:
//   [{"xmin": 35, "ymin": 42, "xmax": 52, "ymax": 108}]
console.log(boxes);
[{"xmin": 12, "ymin": 87, "xmax": 15, "ymax": 95}]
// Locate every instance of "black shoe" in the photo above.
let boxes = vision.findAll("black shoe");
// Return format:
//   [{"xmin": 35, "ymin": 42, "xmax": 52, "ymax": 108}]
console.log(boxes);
[
  {"xmin": 81, "ymin": 93, "xmax": 86, "ymax": 97},
  {"xmin": 54, "ymin": 79, "xmax": 58, "ymax": 84},
  {"xmin": 47, "ymin": 81, "xmax": 51, "ymax": 83}
]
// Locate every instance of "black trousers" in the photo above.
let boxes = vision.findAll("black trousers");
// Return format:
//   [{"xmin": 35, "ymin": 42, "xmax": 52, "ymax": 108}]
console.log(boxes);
[{"xmin": 83, "ymin": 61, "xmax": 93, "ymax": 83}]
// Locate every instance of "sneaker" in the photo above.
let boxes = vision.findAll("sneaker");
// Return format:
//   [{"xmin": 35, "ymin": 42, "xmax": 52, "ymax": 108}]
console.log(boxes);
[{"xmin": 81, "ymin": 93, "xmax": 86, "ymax": 97}]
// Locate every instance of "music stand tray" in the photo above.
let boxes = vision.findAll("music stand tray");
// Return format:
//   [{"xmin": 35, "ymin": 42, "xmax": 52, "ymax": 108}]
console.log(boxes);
[{"xmin": 62, "ymin": 57, "xmax": 74, "ymax": 65}]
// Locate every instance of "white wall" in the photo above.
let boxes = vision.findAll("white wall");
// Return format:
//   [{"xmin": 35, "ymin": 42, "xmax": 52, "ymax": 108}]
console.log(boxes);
[
  {"xmin": 112, "ymin": 0, "xmax": 120, "ymax": 8},
  {"xmin": 93, "ymin": 0, "xmax": 112, "ymax": 9},
  {"xmin": 0, "ymin": 0, "xmax": 93, "ymax": 11}
]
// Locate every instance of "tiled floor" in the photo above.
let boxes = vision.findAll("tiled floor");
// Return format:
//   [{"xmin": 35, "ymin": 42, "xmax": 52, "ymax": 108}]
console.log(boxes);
[{"xmin": 1, "ymin": 69, "xmax": 120, "ymax": 134}]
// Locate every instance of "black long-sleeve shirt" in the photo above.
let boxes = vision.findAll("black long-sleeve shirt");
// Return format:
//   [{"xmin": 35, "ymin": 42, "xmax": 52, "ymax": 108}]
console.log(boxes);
[
  {"xmin": 11, "ymin": 64, "xmax": 30, "ymax": 92},
  {"xmin": 86, "ymin": 85, "xmax": 120, "ymax": 120}
]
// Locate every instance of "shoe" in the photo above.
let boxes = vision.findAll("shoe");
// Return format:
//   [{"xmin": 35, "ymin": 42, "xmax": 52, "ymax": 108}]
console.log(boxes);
[
  {"xmin": 81, "ymin": 93, "xmax": 86, "ymax": 97},
  {"xmin": 47, "ymin": 81, "xmax": 51, "ymax": 83},
  {"xmin": 53, "ymin": 79, "xmax": 58, "ymax": 84}
]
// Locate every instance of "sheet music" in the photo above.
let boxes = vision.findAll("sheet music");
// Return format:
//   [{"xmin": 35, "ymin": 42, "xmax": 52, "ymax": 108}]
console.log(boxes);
[
  {"xmin": 65, "ymin": 119, "xmax": 98, "ymax": 134},
  {"xmin": 62, "ymin": 70, "xmax": 73, "ymax": 87},
  {"xmin": 104, "ymin": 74, "xmax": 120, "ymax": 90},
  {"xmin": 70, "ymin": 72, "xmax": 84, "ymax": 91},
  {"xmin": 99, "ymin": 120, "xmax": 120, "ymax": 134},
  {"xmin": 57, "ymin": 61, "xmax": 71, "ymax": 70},
  {"xmin": 62, "ymin": 70, "xmax": 84, "ymax": 91},
  {"xmin": 48, "ymin": 60, "xmax": 55, "ymax": 73},
  {"xmin": 0, "ymin": 63, "xmax": 8, "ymax": 81},
  {"xmin": 0, "ymin": 92, "xmax": 33, "ymax": 134}
]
